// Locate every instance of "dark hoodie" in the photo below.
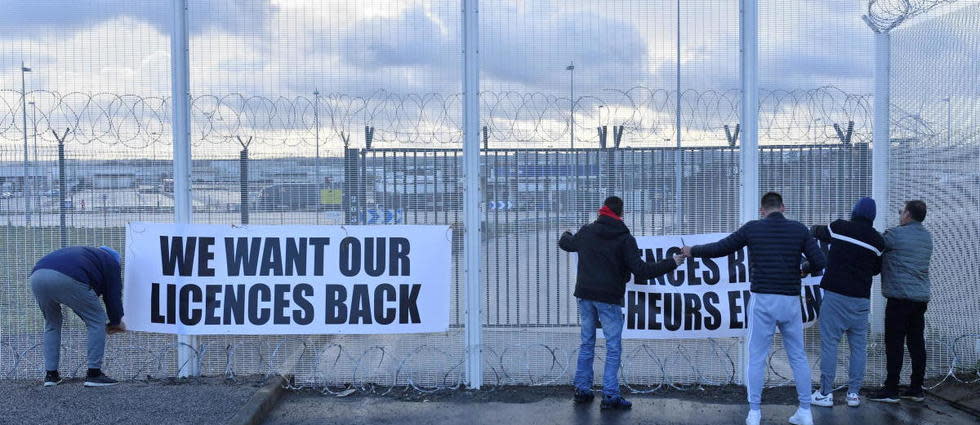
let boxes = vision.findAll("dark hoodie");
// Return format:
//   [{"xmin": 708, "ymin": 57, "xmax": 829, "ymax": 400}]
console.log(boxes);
[
  {"xmin": 811, "ymin": 204, "xmax": 885, "ymax": 299},
  {"xmin": 559, "ymin": 215, "xmax": 678, "ymax": 305}
]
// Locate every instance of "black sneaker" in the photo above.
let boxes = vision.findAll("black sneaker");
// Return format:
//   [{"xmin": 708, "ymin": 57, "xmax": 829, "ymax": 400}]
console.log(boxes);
[
  {"xmin": 573, "ymin": 389, "xmax": 595, "ymax": 404},
  {"xmin": 901, "ymin": 388, "xmax": 925, "ymax": 402},
  {"xmin": 43, "ymin": 371, "xmax": 63, "ymax": 387},
  {"xmin": 868, "ymin": 388, "xmax": 900, "ymax": 403},
  {"xmin": 600, "ymin": 395, "xmax": 632, "ymax": 410},
  {"xmin": 84, "ymin": 372, "xmax": 119, "ymax": 387}
]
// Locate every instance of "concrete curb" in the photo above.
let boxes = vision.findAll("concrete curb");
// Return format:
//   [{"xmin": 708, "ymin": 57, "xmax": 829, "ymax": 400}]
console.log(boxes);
[
  {"xmin": 926, "ymin": 388, "xmax": 980, "ymax": 418},
  {"xmin": 228, "ymin": 375, "xmax": 290, "ymax": 425}
]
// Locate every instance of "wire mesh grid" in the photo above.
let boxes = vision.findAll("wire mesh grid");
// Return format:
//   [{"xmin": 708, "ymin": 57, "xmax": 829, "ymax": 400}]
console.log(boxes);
[
  {"xmin": 885, "ymin": 0, "xmax": 980, "ymax": 388},
  {"xmin": 0, "ymin": 0, "xmax": 977, "ymax": 395}
]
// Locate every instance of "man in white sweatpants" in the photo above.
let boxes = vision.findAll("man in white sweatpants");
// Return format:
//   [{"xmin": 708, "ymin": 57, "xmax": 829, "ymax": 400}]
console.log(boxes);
[{"xmin": 685, "ymin": 192, "xmax": 826, "ymax": 425}]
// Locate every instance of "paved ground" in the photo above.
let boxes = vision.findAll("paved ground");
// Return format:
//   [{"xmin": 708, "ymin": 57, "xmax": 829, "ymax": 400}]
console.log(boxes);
[
  {"xmin": 266, "ymin": 385, "xmax": 980, "ymax": 425},
  {"xmin": 930, "ymin": 381, "xmax": 980, "ymax": 417},
  {"xmin": 0, "ymin": 376, "xmax": 263, "ymax": 425}
]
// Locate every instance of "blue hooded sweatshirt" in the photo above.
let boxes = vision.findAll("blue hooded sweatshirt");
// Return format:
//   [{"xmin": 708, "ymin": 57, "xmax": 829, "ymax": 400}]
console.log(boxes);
[{"xmin": 33, "ymin": 246, "xmax": 124, "ymax": 325}]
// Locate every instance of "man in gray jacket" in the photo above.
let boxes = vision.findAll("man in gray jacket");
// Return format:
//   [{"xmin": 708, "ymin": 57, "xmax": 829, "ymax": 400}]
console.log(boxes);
[{"xmin": 869, "ymin": 200, "xmax": 933, "ymax": 403}]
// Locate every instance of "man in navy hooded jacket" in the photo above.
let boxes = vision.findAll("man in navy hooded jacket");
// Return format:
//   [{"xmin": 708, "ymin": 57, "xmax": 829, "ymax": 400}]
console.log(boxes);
[
  {"xmin": 808, "ymin": 197, "xmax": 884, "ymax": 409},
  {"xmin": 31, "ymin": 245, "xmax": 125, "ymax": 387}
]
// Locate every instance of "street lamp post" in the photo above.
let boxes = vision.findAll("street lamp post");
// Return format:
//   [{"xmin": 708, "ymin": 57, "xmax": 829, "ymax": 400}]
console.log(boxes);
[
  {"xmin": 566, "ymin": 63, "xmax": 575, "ymax": 149},
  {"xmin": 21, "ymin": 63, "xmax": 32, "ymax": 227}
]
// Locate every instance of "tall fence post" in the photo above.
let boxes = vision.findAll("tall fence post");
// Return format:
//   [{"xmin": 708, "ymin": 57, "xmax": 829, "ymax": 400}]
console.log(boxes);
[
  {"xmin": 462, "ymin": 0, "xmax": 483, "ymax": 389},
  {"xmin": 54, "ymin": 128, "xmax": 70, "ymax": 247},
  {"xmin": 239, "ymin": 148, "xmax": 249, "ymax": 225},
  {"xmin": 738, "ymin": 0, "xmax": 759, "ymax": 384},
  {"xmin": 343, "ymin": 147, "xmax": 359, "ymax": 225},
  {"xmin": 674, "ymin": 0, "xmax": 683, "ymax": 233},
  {"xmin": 237, "ymin": 136, "xmax": 252, "ymax": 225},
  {"xmin": 170, "ymin": 0, "xmax": 198, "ymax": 377},
  {"xmin": 866, "ymin": 18, "xmax": 891, "ymax": 334}
]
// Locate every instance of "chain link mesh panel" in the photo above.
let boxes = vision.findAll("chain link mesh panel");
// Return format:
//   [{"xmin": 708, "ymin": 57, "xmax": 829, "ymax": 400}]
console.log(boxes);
[
  {"xmin": 887, "ymin": 0, "xmax": 980, "ymax": 387},
  {"xmin": 0, "ymin": 0, "xmax": 976, "ymax": 393}
]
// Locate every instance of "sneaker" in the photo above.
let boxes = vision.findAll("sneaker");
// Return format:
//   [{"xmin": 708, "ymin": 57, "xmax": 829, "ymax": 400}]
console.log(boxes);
[
  {"xmin": 788, "ymin": 407, "xmax": 814, "ymax": 425},
  {"xmin": 43, "ymin": 371, "xmax": 63, "ymax": 387},
  {"xmin": 600, "ymin": 395, "xmax": 632, "ymax": 410},
  {"xmin": 745, "ymin": 409, "xmax": 761, "ymax": 425},
  {"xmin": 868, "ymin": 387, "xmax": 900, "ymax": 403},
  {"xmin": 573, "ymin": 388, "xmax": 595, "ymax": 404},
  {"xmin": 811, "ymin": 390, "xmax": 833, "ymax": 407},
  {"xmin": 901, "ymin": 388, "xmax": 925, "ymax": 402},
  {"xmin": 846, "ymin": 392, "xmax": 861, "ymax": 407},
  {"xmin": 83, "ymin": 373, "xmax": 119, "ymax": 387}
]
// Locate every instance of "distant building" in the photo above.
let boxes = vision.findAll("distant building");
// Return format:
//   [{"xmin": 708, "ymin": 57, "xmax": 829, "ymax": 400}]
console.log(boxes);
[
  {"xmin": 0, "ymin": 166, "xmax": 49, "ymax": 191},
  {"xmin": 256, "ymin": 183, "xmax": 343, "ymax": 211},
  {"xmin": 93, "ymin": 173, "xmax": 136, "ymax": 189}
]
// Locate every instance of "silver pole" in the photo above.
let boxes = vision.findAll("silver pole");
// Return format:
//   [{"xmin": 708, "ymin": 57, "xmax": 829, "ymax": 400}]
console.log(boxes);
[
  {"xmin": 868, "ymin": 25, "xmax": 891, "ymax": 335},
  {"xmin": 738, "ymin": 0, "xmax": 760, "ymax": 384},
  {"xmin": 674, "ymin": 0, "xmax": 683, "ymax": 232},
  {"xmin": 462, "ymin": 0, "xmax": 483, "ymax": 389},
  {"xmin": 170, "ymin": 0, "xmax": 198, "ymax": 377},
  {"xmin": 739, "ymin": 0, "xmax": 760, "ymax": 225}
]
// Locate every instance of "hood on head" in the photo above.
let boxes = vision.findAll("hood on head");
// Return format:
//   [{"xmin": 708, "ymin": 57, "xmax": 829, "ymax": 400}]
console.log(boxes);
[
  {"xmin": 851, "ymin": 197, "xmax": 876, "ymax": 222},
  {"xmin": 99, "ymin": 246, "xmax": 121, "ymax": 264},
  {"xmin": 592, "ymin": 216, "xmax": 629, "ymax": 240}
]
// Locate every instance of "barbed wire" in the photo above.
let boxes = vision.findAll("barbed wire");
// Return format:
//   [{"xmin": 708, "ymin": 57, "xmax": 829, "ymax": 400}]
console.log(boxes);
[
  {"xmin": 2, "ymin": 333, "xmax": 976, "ymax": 395},
  {"xmin": 866, "ymin": 0, "xmax": 960, "ymax": 30},
  {"xmin": 0, "ymin": 87, "xmax": 871, "ymax": 150}
]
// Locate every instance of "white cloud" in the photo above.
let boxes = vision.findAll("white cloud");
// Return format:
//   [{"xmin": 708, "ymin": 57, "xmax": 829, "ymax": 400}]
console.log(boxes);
[{"xmin": 0, "ymin": 0, "xmax": 891, "ymax": 152}]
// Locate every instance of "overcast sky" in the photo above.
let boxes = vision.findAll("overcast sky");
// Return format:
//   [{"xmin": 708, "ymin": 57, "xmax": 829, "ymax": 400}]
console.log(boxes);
[
  {"xmin": 0, "ymin": 0, "xmax": 878, "ymax": 97},
  {"xmin": 0, "ymin": 0, "xmax": 974, "ymax": 152}
]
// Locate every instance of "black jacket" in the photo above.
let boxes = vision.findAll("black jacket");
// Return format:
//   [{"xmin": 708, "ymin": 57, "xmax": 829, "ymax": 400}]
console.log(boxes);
[
  {"xmin": 690, "ymin": 212, "xmax": 826, "ymax": 296},
  {"xmin": 811, "ymin": 217, "xmax": 884, "ymax": 299},
  {"xmin": 559, "ymin": 216, "xmax": 679, "ymax": 305}
]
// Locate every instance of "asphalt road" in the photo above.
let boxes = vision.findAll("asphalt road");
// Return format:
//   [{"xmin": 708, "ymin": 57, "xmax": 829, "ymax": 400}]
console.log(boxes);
[
  {"xmin": 0, "ymin": 376, "xmax": 262, "ymax": 425},
  {"xmin": 265, "ymin": 385, "xmax": 980, "ymax": 425}
]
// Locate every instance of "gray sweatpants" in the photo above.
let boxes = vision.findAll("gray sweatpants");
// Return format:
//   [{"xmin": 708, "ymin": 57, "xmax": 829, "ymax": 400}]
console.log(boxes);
[
  {"xmin": 746, "ymin": 292, "xmax": 811, "ymax": 410},
  {"xmin": 30, "ymin": 269, "xmax": 108, "ymax": 371},
  {"xmin": 818, "ymin": 290, "xmax": 869, "ymax": 395}
]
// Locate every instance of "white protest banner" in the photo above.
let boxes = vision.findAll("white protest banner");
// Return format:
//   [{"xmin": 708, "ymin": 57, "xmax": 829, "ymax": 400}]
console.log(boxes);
[
  {"xmin": 621, "ymin": 233, "xmax": 824, "ymax": 339},
  {"xmin": 123, "ymin": 222, "xmax": 451, "ymax": 335}
]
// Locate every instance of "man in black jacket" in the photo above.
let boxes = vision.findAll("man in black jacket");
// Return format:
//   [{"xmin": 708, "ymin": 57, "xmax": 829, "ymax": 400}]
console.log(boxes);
[
  {"xmin": 559, "ymin": 196, "xmax": 683, "ymax": 410},
  {"xmin": 682, "ymin": 192, "xmax": 825, "ymax": 425},
  {"xmin": 809, "ymin": 197, "xmax": 884, "ymax": 408}
]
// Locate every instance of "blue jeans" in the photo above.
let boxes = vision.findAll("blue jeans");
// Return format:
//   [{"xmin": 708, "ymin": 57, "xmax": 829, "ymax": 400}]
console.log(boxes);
[{"xmin": 574, "ymin": 298, "xmax": 624, "ymax": 397}]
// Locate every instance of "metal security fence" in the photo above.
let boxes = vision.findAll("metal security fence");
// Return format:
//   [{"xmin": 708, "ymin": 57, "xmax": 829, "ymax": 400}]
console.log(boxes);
[
  {"xmin": 0, "ymin": 140, "xmax": 943, "ymax": 389},
  {"xmin": 1, "ymin": 0, "xmax": 978, "ymax": 395},
  {"xmin": 320, "ymin": 143, "xmax": 872, "ymax": 388},
  {"xmin": 886, "ymin": 0, "xmax": 980, "ymax": 387}
]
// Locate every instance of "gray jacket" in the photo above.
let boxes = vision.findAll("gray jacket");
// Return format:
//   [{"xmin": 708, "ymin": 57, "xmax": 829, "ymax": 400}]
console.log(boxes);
[{"xmin": 881, "ymin": 222, "xmax": 933, "ymax": 302}]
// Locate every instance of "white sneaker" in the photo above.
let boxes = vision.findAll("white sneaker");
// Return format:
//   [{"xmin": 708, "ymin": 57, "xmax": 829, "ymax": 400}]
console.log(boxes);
[
  {"xmin": 788, "ymin": 407, "xmax": 814, "ymax": 425},
  {"xmin": 846, "ymin": 393, "xmax": 861, "ymax": 407},
  {"xmin": 811, "ymin": 390, "xmax": 833, "ymax": 407},
  {"xmin": 745, "ymin": 409, "xmax": 761, "ymax": 425}
]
